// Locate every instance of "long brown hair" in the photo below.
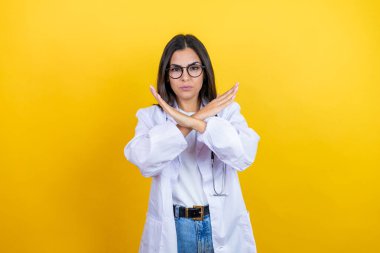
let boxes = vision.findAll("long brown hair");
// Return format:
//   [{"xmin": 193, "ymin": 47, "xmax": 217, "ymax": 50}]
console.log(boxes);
[{"xmin": 155, "ymin": 34, "xmax": 217, "ymax": 109}]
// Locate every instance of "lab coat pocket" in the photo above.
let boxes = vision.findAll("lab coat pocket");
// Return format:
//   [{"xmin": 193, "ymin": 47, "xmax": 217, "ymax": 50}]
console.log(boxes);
[
  {"xmin": 140, "ymin": 214, "xmax": 163, "ymax": 253},
  {"xmin": 238, "ymin": 210, "xmax": 257, "ymax": 248}
]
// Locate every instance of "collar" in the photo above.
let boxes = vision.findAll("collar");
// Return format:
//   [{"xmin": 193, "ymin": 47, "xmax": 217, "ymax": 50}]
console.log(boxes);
[
  {"xmin": 173, "ymin": 97, "xmax": 207, "ymax": 111},
  {"xmin": 166, "ymin": 98, "xmax": 208, "ymax": 123}
]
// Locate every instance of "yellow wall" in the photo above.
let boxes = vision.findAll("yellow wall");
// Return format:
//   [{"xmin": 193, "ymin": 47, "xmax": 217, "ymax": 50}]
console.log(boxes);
[{"xmin": 1, "ymin": 0, "xmax": 379, "ymax": 252}]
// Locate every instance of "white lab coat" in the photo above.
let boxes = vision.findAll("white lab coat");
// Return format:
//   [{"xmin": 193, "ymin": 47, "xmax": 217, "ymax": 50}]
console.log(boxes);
[{"xmin": 124, "ymin": 98, "xmax": 260, "ymax": 253}]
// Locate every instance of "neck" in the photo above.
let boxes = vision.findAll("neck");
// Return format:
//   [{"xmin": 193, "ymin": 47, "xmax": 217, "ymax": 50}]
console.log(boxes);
[{"xmin": 177, "ymin": 97, "xmax": 201, "ymax": 112}]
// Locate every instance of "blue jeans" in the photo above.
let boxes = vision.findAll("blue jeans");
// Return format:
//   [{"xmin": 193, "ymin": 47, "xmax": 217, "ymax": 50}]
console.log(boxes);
[{"xmin": 174, "ymin": 205, "xmax": 215, "ymax": 253}]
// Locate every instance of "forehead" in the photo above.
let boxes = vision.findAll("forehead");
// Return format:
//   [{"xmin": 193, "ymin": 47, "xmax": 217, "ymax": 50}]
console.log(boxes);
[{"xmin": 170, "ymin": 47, "xmax": 201, "ymax": 65}]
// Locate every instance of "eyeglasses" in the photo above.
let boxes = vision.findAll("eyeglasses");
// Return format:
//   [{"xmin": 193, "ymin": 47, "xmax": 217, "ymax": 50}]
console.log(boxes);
[{"xmin": 166, "ymin": 63, "xmax": 205, "ymax": 79}]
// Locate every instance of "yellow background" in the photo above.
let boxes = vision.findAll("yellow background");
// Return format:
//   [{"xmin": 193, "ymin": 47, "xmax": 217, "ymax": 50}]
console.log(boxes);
[{"xmin": 1, "ymin": 0, "xmax": 379, "ymax": 252}]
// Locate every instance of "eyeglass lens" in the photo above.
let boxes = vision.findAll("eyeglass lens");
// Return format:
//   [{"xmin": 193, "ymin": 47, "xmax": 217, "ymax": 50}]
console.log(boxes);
[{"xmin": 168, "ymin": 64, "xmax": 203, "ymax": 79}]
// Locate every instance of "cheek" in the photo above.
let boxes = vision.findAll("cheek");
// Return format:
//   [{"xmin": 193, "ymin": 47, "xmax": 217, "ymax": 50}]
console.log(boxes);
[
  {"xmin": 169, "ymin": 79, "xmax": 182, "ymax": 96},
  {"xmin": 169, "ymin": 79, "xmax": 178, "ymax": 90},
  {"xmin": 195, "ymin": 75, "xmax": 204, "ymax": 90}
]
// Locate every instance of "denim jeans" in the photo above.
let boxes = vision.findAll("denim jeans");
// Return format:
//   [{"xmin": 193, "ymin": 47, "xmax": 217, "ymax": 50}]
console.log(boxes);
[{"xmin": 173, "ymin": 205, "xmax": 215, "ymax": 253}]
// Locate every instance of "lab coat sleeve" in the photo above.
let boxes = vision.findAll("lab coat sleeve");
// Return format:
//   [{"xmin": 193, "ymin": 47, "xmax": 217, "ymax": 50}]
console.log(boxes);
[
  {"xmin": 124, "ymin": 107, "xmax": 188, "ymax": 177},
  {"xmin": 197, "ymin": 102, "xmax": 260, "ymax": 172}
]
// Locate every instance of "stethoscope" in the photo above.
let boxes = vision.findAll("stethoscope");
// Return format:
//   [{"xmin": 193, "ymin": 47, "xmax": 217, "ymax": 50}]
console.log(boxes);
[
  {"xmin": 201, "ymin": 101, "xmax": 228, "ymax": 197},
  {"xmin": 211, "ymin": 151, "xmax": 228, "ymax": 197}
]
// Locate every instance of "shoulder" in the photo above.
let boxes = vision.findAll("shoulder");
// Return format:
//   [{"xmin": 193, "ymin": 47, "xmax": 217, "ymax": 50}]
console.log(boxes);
[
  {"xmin": 218, "ymin": 101, "xmax": 241, "ymax": 119},
  {"xmin": 136, "ymin": 104, "xmax": 160, "ymax": 116}
]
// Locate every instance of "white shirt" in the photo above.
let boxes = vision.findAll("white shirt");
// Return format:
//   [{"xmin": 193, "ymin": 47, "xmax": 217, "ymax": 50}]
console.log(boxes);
[{"xmin": 172, "ymin": 108, "xmax": 209, "ymax": 207}]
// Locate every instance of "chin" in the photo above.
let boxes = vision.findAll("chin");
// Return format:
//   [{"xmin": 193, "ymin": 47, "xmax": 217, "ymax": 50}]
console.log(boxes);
[{"xmin": 177, "ymin": 95, "xmax": 192, "ymax": 101}]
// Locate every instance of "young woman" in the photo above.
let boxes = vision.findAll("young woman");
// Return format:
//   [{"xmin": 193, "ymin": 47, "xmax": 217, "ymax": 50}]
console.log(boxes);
[{"xmin": 124, "ymin": 34, "xmax": 260, "ymax": 253}]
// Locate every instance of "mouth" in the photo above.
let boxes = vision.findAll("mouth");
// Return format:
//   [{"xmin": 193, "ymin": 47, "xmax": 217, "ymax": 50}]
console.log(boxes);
[{"xmin": 179, "ymin": 86, "xmax": 193, "ymax": 91}]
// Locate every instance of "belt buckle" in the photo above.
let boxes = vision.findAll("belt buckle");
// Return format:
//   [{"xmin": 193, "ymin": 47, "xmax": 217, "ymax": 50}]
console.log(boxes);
[{"xmin": 192, "ymin": 205, "xmax": 204, "ymax": 221}]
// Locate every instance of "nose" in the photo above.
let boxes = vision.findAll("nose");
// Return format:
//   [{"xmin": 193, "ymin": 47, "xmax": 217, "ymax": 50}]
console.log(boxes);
[{"xmin": 181, "ymin": 68, "xmax": 190, "ymax": 81}]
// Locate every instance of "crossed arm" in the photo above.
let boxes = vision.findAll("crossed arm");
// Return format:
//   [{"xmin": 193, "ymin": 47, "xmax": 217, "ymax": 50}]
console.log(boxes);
[
  {"xmin": 125, "ymin": 82, "xmax": 260, "ymax": 177},
  {"xmin": 149, "ymin": 82, "xmax": 239, "ymax": 136}
]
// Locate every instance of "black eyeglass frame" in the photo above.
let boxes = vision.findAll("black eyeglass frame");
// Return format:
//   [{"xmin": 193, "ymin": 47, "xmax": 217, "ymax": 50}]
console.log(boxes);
[{"xmin": 166, "ymin": 63, "xmax": 206, "ymax": 79}]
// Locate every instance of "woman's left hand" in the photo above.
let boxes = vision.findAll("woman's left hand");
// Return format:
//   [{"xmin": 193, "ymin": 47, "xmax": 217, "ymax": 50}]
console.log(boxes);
[{"xmin": 149, "ymin": 85, "xmax": 204, "ymax": 131}]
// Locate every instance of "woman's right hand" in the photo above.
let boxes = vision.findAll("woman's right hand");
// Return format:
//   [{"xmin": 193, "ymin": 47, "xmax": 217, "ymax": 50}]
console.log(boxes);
[{"xmin": 193, "ymin": 82, "xmax": 239, "ymax": 120}]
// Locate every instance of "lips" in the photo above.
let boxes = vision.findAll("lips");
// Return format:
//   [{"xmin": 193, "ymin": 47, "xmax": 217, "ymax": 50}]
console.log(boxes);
[{"xmin": 179, "ymin": 86, "xmax": 193, "ymax": 91}]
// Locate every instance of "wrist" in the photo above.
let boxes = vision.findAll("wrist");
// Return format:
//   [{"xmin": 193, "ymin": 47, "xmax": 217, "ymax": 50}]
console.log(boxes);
[
  {"xmin": 192, "ymin": 112, "xmax": 205, "ymax": 121},
  {"xmin": 191, "ymin": 118, "xmax": 206, "ymax": 133},
  {"xmin": 176, "ymin": 124, "xmax": 191, "ymax": 137}
]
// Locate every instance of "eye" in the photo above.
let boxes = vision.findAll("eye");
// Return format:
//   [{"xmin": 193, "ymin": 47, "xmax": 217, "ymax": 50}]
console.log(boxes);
[
  {"xmin": 170, "ymin": 66, "xmax": 181, "ymax": 72},
  {"xmin": 189, "ymin": 65, "xmax": 200, "ymax": 71}
]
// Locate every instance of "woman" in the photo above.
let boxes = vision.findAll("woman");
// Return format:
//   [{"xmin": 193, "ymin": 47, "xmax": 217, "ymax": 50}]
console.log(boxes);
[{"xmin": 124, "ymin": 34, "xmax": 260, "ymax": 253}]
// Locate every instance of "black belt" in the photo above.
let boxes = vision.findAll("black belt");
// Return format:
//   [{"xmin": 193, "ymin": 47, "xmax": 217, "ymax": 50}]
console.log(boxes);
[{"xmin": 173, "ymin": 205, "xmax": 210, "ymax": 221}]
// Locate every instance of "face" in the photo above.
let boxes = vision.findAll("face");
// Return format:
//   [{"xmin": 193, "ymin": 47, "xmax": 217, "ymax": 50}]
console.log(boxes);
[{"xmin": 168, "ymin": 47, "xmax": 204, "ymax": 104}]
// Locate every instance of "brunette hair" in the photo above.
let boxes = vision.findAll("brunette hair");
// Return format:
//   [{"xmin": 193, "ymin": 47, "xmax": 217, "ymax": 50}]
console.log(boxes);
[{"xmin": 154, "ymin": 34, "xmax": 217, "ymax": 109}]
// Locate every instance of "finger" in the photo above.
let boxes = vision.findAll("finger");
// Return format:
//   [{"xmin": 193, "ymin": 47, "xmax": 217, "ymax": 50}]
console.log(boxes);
[
  {"xmin": 150, "ymin": 85, "xmax": 166, "ymax": 110},
  {"xmin": 149, "ymin": 85, "xmax": 156, "ymax": 98},
  {"xmin": 218, "ymin": 83, "xmax": 239, "ymax": 108},
  {"xmin": 149, "ymin": 85, "xmax": 158, "ymax": 98},
  {"xmin": 218, "ymin": 92, "xmax": 237, "ymax": 109},
  {"xmin": 216, "ymin": 82, "xmax": 239, "ymax": 101},
  {"xmin": 210, "ymin": 84, "xmax": 235, "ymax": 105},
  {"xmin": 217, "ymin": 83, "xmax": 238, "ymax": 105},
  {"xmin": 152, "ymin": 89, "xmax": 175, "ymax": 115},
  {"xmin": 150, "ymin": 85, "xmax": 165, "ymax": 105}
]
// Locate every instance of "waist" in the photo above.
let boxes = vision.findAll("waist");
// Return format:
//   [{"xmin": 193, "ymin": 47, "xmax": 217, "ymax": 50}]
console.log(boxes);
[{"xmin": 173, "ymin": 204, "xmax": 210, "ymax": 221}]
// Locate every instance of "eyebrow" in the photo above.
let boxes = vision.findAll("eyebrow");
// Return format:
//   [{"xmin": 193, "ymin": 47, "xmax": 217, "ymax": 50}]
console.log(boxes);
[{"xmin": 169, "ymin": 61, "xmax": 201, "ymax": 67}]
